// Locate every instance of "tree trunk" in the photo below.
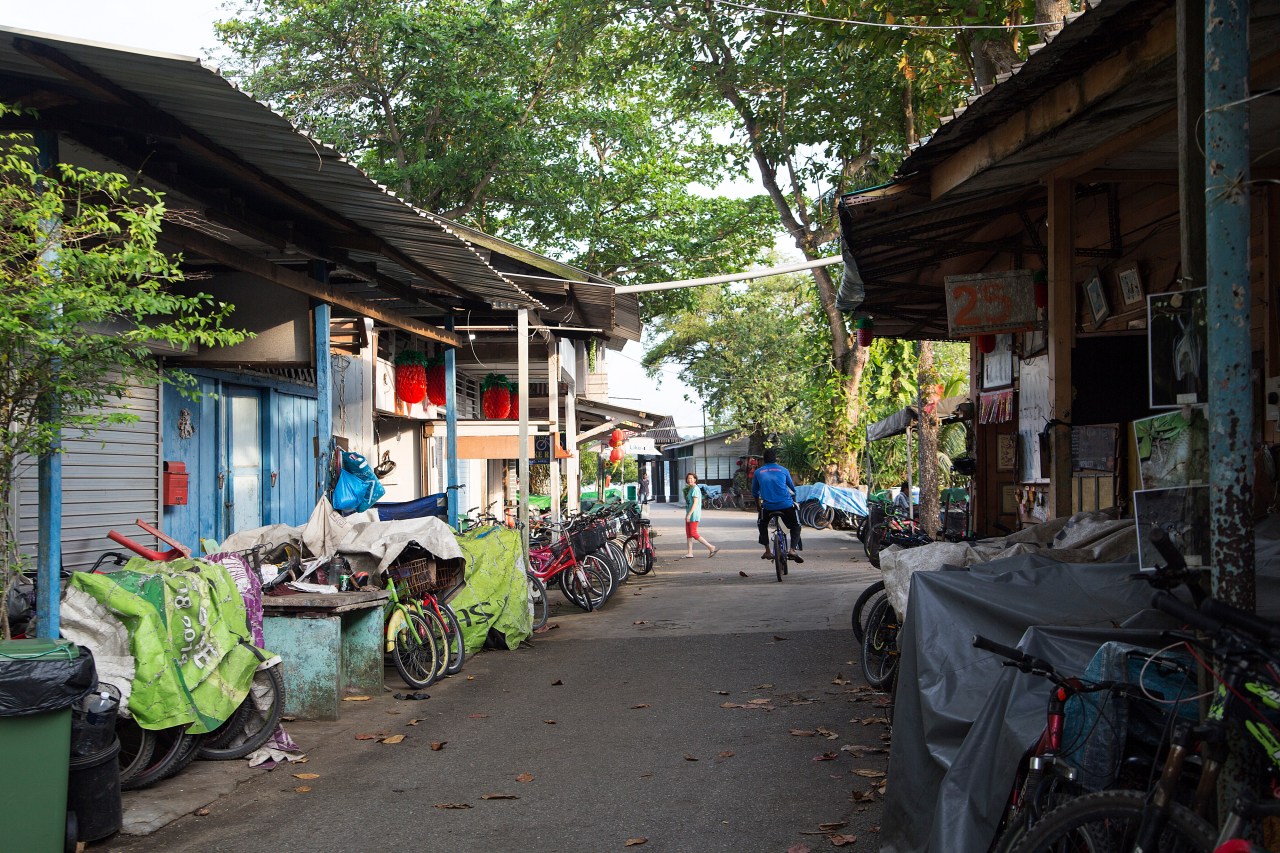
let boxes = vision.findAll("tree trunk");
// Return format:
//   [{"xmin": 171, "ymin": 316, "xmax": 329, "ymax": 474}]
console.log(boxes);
[
  {"xmin": 917, "ymin": 340, "xmax": 941, "ymax": 538},
  {"xmin": 1035, "ymin": 0, "xmax": 1072, "ymax": 39}
]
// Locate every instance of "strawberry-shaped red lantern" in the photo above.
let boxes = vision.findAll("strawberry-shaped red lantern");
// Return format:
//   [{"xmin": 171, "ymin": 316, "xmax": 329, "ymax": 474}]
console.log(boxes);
[
  {"xmin": 481, "ymin": 373, "xmax": 511, "ymax": 419},
  {"xmin": 507, "ymin": 380, "xmax": 519, "ymax": 419},
  {"xmin": 609, "ymin": 446, "xmax": 623, "ymax": 464},
  {"xmin": 395, "ymin": 351, "xmax": 427, "ymax": 405},
  {"xmin": 609, "ymin": 428, "xmax": 625, "ymax": 447},
  {"xmin": 975, "ymin": 334, "xmax": 996, "ymax": 354},
  {"xmin": 424, "ymin": 355, "xmax": 447, "ymax": 407},
  {"xmin": 854, "ymin": 316, "xmax": 874, "ymax": 348}
]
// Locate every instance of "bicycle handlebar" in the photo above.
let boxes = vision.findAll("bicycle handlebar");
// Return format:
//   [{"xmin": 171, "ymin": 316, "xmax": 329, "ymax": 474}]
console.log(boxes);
[{"xmin": 1201, "ymin": 598, "xmax": 1280, "ymax": 647}]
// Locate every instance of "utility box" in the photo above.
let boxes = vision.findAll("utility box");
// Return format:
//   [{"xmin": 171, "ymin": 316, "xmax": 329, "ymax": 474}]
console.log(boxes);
[{"xmin": 162, "ymin": 461, "xmax": 189, "ymax": 506}]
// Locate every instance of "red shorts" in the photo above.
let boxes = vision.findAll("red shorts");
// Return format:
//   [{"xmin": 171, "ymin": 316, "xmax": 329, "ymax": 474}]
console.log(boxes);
[{"xmin": 685, "ymin": 520, "xmax": 699, "ymax": 538}]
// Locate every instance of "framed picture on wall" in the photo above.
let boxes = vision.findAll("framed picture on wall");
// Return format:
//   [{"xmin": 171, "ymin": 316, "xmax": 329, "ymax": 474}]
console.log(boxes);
[
  {"xmin": 982, "ymin": 333, "xmax": 1014, "ymax": 389},
  {"xmin": 1084, "ymin": 269, "xmax": 1110, "ymax": 325},
  {"xmin": 1149, "ymin": 288, "xmax": 1207, "ymax": 408},
  {"xmin": 1133, "ymin": 485, "xmax": 1210, "ymax": 568},
  {"xmin": 1000, "ymin": 484, "xmax": 1019, "ymax": 515},
  {"xmin": 996, "ymin": 434, "xmax": 1017, "ymax": 471},
  {"xmin": 1117, "ymin": 263, "xmax": 1144, "ymax": 306}
]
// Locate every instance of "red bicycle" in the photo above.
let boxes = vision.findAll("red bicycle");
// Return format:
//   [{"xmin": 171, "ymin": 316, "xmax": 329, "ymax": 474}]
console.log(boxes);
[{"xmin": 527, "ymin": 522, "xmax": 613, "ymax": 614}]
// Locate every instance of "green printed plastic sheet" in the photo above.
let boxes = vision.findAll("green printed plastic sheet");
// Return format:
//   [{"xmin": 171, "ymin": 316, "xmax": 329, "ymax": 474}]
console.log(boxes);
[
  {"xmin": 448, "ymin": 528, "xmax": 532, "ymax": 652},
  {"xmin": 67, "ymin": 558, "xmax": 262, "ymax": 733}
]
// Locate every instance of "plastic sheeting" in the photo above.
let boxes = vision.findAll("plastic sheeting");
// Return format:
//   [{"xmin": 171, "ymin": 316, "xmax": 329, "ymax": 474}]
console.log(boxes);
[
  {"xmin": 879, "ymin": 525, "xmax": 1280, "ymax": 853},
  {"xmin": 866, "ymin": 397, "xmax": 973, "ymax": 442},
  {"xmin": 449, "ymin": 527, "xmax": 532, "ymax": 652},
  {"xmin": 795, "ymin": 483, "xmax": 869, "ymax": 517}
]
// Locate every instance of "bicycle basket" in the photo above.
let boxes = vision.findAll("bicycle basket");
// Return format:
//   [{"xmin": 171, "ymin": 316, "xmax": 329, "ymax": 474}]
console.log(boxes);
[
  {"xmin": 569, "ymin": 523, "xmax": 608, "ymax": 556},
  {"xmin": 389, "ymin": 556, "xmax": 465, "ymax": 598}
]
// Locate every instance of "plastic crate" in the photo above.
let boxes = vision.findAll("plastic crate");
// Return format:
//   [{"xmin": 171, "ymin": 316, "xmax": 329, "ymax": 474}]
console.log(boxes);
[{"xmin": 389, "ymin": 557, "xmax": 464, "ymax": 598}]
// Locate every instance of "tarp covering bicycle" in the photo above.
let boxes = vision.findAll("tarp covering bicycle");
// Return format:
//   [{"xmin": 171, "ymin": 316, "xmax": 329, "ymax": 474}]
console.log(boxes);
[
  {"xmin": 449, "ymin": 527, "xmax": 532, "ymax": 653},
  {"xmin": 59, "ymin": 558, "xmax": 263, "ymax": 733},
  {"xmin": 794, "ymin": 483, "xmax": 868, "ymax": 517}
]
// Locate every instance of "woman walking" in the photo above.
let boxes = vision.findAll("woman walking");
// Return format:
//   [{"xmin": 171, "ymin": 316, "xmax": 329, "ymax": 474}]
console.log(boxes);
[{"xmin": 683, "ymin": 472, "xmax": 720, "ymax": 558}]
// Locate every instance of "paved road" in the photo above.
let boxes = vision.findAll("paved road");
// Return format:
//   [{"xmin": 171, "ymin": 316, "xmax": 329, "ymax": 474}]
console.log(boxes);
[{"xmin": 110, "ymin": 503, "xmax": 888, "ymax": 853}]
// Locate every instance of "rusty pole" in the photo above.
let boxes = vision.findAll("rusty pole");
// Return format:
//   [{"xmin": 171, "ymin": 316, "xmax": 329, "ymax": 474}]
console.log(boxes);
[{"xmin": 1204, "ymin": 0, "xmax": 1255, "ymax": 608}]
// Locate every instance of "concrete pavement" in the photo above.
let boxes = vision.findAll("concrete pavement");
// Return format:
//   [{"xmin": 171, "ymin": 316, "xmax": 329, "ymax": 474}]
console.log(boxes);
[{"xmin": 105, "ymin": 502, "xmax": 889, "ymax": 853}]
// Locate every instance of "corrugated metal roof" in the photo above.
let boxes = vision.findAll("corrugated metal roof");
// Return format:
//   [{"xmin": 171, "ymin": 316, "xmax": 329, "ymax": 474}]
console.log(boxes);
[{"xmin": 0, "ymin": 27, "xmax": 543, "ymax": 311}]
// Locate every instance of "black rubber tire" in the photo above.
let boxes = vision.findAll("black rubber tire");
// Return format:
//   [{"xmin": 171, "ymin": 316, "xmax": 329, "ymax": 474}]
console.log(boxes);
[
  {"xmin": 116, "ymin": 717, "xmax": 156, "ymax": 787},
  {"xmin": 199, "ymin": 695, "xmax": 254, "ymax": 752},
  {"xmin": 527, "ymin": 573, "xmax": 549, "ymax": 630},
  {"xmin": 558, "ymin": 566, "xmax": 594, "ymax": 612},
  {"xmin": 599, "ymin": 540, "xmax": 629, "ymax": 584},
  {"xmin": 417, "ymin": 605, "xmax": 451, "ymax": 682},
  {"xmin": 851, "ymin": 580, "xmax": 887, "ymax": 644},
  {"xmin": 579, "ymin": 556, "xmax": 614, "ymax": 607},
  {"xmin": 622, "ymin": 536, "xmax": 644, "ymax": 575},
  {"xmin": 124, "ymin": 726, "xmax": 199, "ymax": 790},
  {"xmin": 992, "ymin": 771, "xmax": 1083, "ymax": 853},
  {"xmin": 196, "ymin": 647, "xmax": 286, "ymax": 761},
  {"xmin": 439, "ymin": 603, "xmax": 467, "ymax": 675},
  {"xmin": 390, "ymin": 609, "xmax": 439, "ymax": 690},
  {"xmin": 814, "ymin": 506, "xmax": 834, "ymax": 530},
  {"xmin": 1007, "ymin": 789, "xmax": 1216, "ymax": 853},
  {"xmin": 773, "ymin": 526, "xmax": 787, "ymax": 582},
  {"xmin": 861, "ymin": 595, "xmax": 899, "ymax": 690}
]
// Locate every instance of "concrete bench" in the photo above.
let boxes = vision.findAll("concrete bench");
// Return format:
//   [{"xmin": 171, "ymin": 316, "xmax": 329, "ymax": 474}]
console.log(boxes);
[{"xmin": 261, "ymin": 589, "xmax": 389, "ymax": 721}]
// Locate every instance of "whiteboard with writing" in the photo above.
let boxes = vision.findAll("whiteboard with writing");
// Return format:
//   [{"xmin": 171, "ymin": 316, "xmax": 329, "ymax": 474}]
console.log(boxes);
[{"xmin": 1017, "ymin": 355, "xmax": 1051, "ymax": 483}]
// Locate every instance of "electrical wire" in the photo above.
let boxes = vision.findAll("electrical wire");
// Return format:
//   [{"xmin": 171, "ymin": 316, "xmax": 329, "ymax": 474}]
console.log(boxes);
[{"xmin": 711, "ymin": 0, "xmax": 1048, "ymax": 31}]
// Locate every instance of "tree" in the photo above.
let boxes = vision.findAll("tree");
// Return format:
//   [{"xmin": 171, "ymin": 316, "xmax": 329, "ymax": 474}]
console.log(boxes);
[
  {"xmin": 0, "ymin": 114, "xmax": 247, "ymax": 637},
  {"xmin": 212, "ymin": 0, "xmax": 779, "ymax": 319}
]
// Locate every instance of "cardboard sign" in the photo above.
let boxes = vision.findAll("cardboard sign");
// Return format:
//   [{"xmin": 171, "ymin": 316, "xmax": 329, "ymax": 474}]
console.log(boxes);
[{"xmin": 944, "ymin": 270, "xmax": 1037, "ymax": 336}]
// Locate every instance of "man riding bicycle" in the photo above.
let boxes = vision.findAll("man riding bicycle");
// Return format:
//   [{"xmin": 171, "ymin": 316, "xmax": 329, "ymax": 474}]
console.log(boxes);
[{"xmin": 752, "ymin": 448, "xmax": 804, "ymax": 563}]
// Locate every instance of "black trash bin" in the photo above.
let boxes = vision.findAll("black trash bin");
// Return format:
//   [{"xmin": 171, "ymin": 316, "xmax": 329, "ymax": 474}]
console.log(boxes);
[{"xmin": 68, "ymin": 683, "xmax": 122, "ymax": 842}]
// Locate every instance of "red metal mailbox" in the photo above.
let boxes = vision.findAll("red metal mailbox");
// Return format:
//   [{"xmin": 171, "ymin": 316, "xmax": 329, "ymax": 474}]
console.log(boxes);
[{"xmin": 162, "ymin": 461, "xmax": 188, "ymax": 506}]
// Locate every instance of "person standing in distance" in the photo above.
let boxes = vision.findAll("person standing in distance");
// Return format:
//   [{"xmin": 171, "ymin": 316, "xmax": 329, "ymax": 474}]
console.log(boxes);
[
  {"xmin": 752, "ymin": 448, "xmax": 804, "ymax": 562},
  {"xmin": 683, "ymin": 473, "xmax": 720, "ymax": 558}
]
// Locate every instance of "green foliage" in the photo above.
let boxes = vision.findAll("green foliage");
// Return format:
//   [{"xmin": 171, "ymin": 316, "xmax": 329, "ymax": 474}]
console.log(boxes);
[{"xmin": 0, "ymin": 112, "xmax": 248, "ymax": 636}]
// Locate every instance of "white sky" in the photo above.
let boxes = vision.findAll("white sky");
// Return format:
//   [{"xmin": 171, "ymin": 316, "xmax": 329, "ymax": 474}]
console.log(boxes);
[{"xmin": 0, "ymin": 2, "xmax": 725, "ymax": 437}]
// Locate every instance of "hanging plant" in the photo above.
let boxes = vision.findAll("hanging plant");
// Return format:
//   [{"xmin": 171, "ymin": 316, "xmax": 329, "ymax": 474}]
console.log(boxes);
[
  {"xmin": 481, "ymin": 373, "xmax": 512, "ymax": 419},
  {"xmin": 395, "ymin": 351, "xmax": 427, "ymax": 405},
  {"xmin": 424, "ymin": 354, "xmax": 447, "ymax": 407},
  {"xmin": 506, "ymin": 379, "xmax": 519, "ymax": 420},
  {"xmin": 587, "ymin": 340, "xmax": 599, "ymax": 372}
]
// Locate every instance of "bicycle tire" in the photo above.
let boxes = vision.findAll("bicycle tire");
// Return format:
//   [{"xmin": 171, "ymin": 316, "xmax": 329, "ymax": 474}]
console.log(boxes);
[
  {"xmin": 200, "ymin": 693, "xmax": 255, "ymax": 751},
  {"xmin": 124, "ymin": 725, "xmax": 187, "ymax": 791},
  {"xmin": 527, "ymin": 572, "xmax": 549, "ymax": 630},
  {"xmin": 558, "ymin": 566, "xmax": 595, "ymax": 612},
  {"xmin": 773, "ymin": 523, "xmax": 787, "ymax": 582},
  {"xmin": 417, "ymin": 604, "xmax": 451, "ymax": 681},
  {"xmin": 116, "ymin": 717, "xmax": 156, "ymax": 787},
  {"xmin": 622, "ymin": 536, "xmax": 643, "ymax": 575},
  {"xmin": 851, "ymin": 580, "xmax": 887, "ymax": 644},
  {"xmin": 580, "ymin": 556, "xmax": 614, "ymax": 607},
  {"xmin": 861, "ymin": 595, "xmax": 899, "ymax": 690},
  {"xmin": 600, "ymin": 540, "xmax": 629, "ymax": 584},
  {"xmin": 197, "ymin": 648, "xmax": 286, "ymax": 761},
  {"xmin": 440, "ymin": 603, "xmax": 467, "ymax": 676},
  {"xmin": 1008, "ymin": 789, "xmax": 1216, "ymax": 853},
  {"xmin": 390, "ymin": 609, "xmax": 440, "ymax": 689},
  {"xmin": 815, "ymin": 506, "xmax": 834, "ymax": 530},
  {"xmin": 992, "ymin": 771, "xmax": 1084, "ymax": 853}
]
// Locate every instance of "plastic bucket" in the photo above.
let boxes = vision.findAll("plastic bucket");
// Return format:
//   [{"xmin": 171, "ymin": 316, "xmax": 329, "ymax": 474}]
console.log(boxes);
[{"xmin": 67, "ymin": 738, "xmax": 122, "ymax": 842}]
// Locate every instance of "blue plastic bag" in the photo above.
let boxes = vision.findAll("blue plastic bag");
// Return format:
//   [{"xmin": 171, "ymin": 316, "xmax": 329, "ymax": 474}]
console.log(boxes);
[{"xmin": 331, "ymin": 450, "xmax": 386, "ymax": 513}]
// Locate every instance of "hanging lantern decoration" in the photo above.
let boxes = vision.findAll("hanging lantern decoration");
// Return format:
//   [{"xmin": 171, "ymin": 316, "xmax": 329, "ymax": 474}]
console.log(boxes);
[
  {"xmin": 394, "ymin": 351, "xmax": 427, "ymax": 405},
  {"xmin": 506, "ymin": 380, "xmax": 520, "ymax": 420},
  {"xmin": 481, "ymin": 373, "xmax": 512, "ymax": 419},
  {"xmin": 1033, "ymin": 270, "xmax": 1049, "ymax": 309},
  {"xmin": 609, "ymin": 428, "xmax": 625, "ymax": 447},
  {"xmin": 424, "ymin": 354, "xmax": 447, "ymax": 407},
  {"xmin": 975, "ymin": 334, "xmax": 997, "ymax": 354},
  {"xmin": 609, "ymin": 445, "xmax": 624, "ymax": 464},
  {"xmin": 854, "ymin": 316, "xmax": 875, "ymax": 348}
]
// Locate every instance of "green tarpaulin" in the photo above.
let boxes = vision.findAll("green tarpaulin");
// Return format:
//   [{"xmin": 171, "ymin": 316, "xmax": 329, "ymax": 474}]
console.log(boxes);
[
  {"xmin": 448, "ymin": 528, "xmax": 532, "ymax": 652},
  {"xmin": 67, "ymin": 558, "xmax": 263, "ymax": 733}
]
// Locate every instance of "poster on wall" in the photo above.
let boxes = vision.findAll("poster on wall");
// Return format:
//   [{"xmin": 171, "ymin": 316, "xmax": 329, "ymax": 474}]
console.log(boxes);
[
  {"xmin": 982, "ymin": 334, "xmax": 1014, "ymax": 389},
  {"xmin": 1133, "ymin": 485, "xmax": 1210, "ymax": 568},
  {"xmin": 1017, "ymin": 355, "xmax": 1051, "ymax": 483},
  {"xmin": 1133, "ymin": 409, "xmax": 1209, "ymax": 489},
  {"xmin": 1148, "ymin": 288, "xmax": 1207, "ymax": 408}
]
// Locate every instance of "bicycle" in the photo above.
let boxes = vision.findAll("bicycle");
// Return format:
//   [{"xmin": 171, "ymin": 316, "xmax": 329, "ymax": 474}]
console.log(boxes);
[
  {"xmin": 762, "ymin": 508, "xmax": 791, "ymax": 582},
  {"xmin": 861, "ymin": 593, "xmax": 899, "ymax": 690},
  {"xmin": 851, "ymin": 579, "xmax": 887, "ymax": 645},
  {"xmin": 380, "ymin": 562, "xmax": 441, "ymax": 690},
  {"xmin": 527, "ymin": 521, "xmax": 613, "ymax": 612},
  {"xmin": 1010, "ymin": 555, "xmax": 1280, "ymax": 851},
  {"xmin": 388, "ymin": 549, "xmax": 467, "ymax": 677},
  {"xmin": 623, "ymin": 512, "xmax": 656, "ymax": 577}
]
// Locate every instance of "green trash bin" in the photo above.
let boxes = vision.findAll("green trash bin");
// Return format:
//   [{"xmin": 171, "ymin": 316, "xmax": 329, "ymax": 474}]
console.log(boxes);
[{"xmin": 0, "ymin": 639, "xmax": 94, "ymax": 853}]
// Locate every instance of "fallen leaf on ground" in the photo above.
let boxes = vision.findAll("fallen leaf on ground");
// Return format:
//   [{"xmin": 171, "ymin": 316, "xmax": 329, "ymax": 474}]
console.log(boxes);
[
  {"xmin": 407, "ymin": 719, "xmax": 421, "ymax": 726},
  {"xmin": 516, "ymin": 773, "xmax": 534, "ymax": 783},
  {"xmin": 747, "ymin": 698, "xmax": 771, "ymax": 705},
  {"xmin": 818, "ymin": 822, "xmax": 848, "ymax": 831},
  {"xmin": 552, "ymin": 679, "xmax": 564, "ymax": 686},
  {"xmin": 812, "ymin": 752, "xmax": 839, "ymax": 761},
  {"xmin": 194, "ymin": 808, "xmax": 210, "ymax": 816},
  {"xmin": 683, "ymin": 754, "xmax": 699, "ymax": 761},
  {"xmin": 790, "ymin": 729, "xmax": 817, "ymax": 737},
  {"xmin": 543, "ymin": 719, "xmax": 556, "ymax": 724},
  {"xmin": 292, "ymin": 773, "xmax": 320, "ymax": 780},
  {"xmin": 631, "ymin": 703, "xmax": 650, "ymax": 709},
  {"xmin": 853, "ymin": 769, "xmax": 886, "ymax": 778},
  {"xmin": 468, "ymin": 713, "xmax": 490, "ymax": 719},
  {"xmin": 481, "ymin": 794, "xmax": 519, "ymax": 800},
  {"xmin": 633, "ymin": 620, "xmax": 647, "ymax": 625},
  {"xmin": 342, "ymin": 695, "xmax": 371, "ymax": 702},
  {"xmin": 294, "ymin": 786, "xmax": 312, "ymax": 793},
  {"xmin": 720, "ymin": 702, "xmax": 745, "ymax": 709},
  {"xmin": 713, "ymin": 690, "xmax": 729, "ymax": 695},
  {"xmin": 772, "ymin": 635, "xmax": 790, "ymax": 642},
  {"xmin": 467, "ymin": 676, "xmax": 476, "ymax": 681},
  {"xmin": 830, "ymin": 834, "xmax": 858, "ymax": 846},
  {"xmin": 816, "ymin": 726, "xmax": 838, "ymax": 739},
  {"xmin": 862, "ymin": 717, "xmax": 890, "ymax": 726},
  {"xmin": 739, "ymin": 571, "xmax": 748, "ymax": 577},
  {"xmin": 852, "ymin": 789, "xmax": 876, "ymax": 802},
  {"xmin": 755, "ymin": 683, "xmax": 774, "ymax": 689},
  {"xmin": 831, "ymin": 675, "xmax": 850, "ymax": 685},
  {"xmin": 434, "ymin": 803, "xmax": 471, "ymax": 810},
  {"xmin": 533, "ymin": 623, "xmax": 559, "ymax": 634},
  {"xmin": 787, "ymin": 844, "xmax": 812, "ymax": 853},
  {"xmin": 625, "ymin": 839, "xmax": 648, "ymax": 847},
  {"xmin": 718, "ymin": 750, "xmax": 735, "ymax": 758},
  {"xmin": 430, "ymin": 742, "xmax": 446, "ymax": 751},
  {"xmin": 354, "ymin": 733, "xmax": 383, "ymax": 741},
  {"xmin": 382, "ymin": 734, "xmax": 406, "ymax": 744}
]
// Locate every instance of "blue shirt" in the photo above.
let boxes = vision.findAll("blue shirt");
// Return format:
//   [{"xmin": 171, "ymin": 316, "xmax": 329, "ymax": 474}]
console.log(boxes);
[{"xmin": 752, "ymin": 463, "xmax": 796, "ymax": 510}]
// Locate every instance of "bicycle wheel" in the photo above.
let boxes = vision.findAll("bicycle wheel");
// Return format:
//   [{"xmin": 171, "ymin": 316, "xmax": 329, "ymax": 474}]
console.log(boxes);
[
  {"xmin": 439, "ymin": 603, "xmax": 467, "ymax": 676},
  {"xmin": 861, "ymin": 595, "xmax": 899, "ymax": 690},
  {"xmin": 851, "ymin": 580, "xmax": 887, "ymax": 644},
  {"xmin": 417, "ymin": 604, "xmax": 451, "ymax": 681},
  {"xmin": 116, "ymin": 717, "xmax": 156, "ymax": 787},
  {"xmin": 390, "ymin": 608, "xmax": 439, "ymax": 689},
  {"xmin": 579, "ymin": 555, "xmax": 614, "ymax": 607},
  {"xmin": 125, "ymin": 727, "xmax": 205, "ymax": 790},
  {"xmin": 558, "ymin": 566, "xmax": 595, "ymax": 612},
  {"xmin": 773, "ymin": 524, "xmax": 787, "ymax": 582},
  {"xmin": 1008, "ymin": 789, "xmax": 1215, "ymax": 853},
  {"xmin": 600, "ymin": 540, "xmax": 629, "ymax": 584},
  {"xmin": 992, "ymin": 770, "xmax": 1084, "ymax": 853},
  {"xmin": 622, "ymin": 536, "xmax": 643, "ymax": 574},
  {"xmin": 814, "ymin": 506, "xmax": 834, "ymax": 530},
  {"xmin": 197, "ymin": 648, "xmax": 286, "ymax": 761},
  {"xmin": 527, "ymin": 572, "xmax": 549, "ymax": 630}
]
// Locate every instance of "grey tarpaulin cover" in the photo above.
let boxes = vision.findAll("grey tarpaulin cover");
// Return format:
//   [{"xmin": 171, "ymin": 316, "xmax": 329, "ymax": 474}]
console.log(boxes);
[{"xmin": 879, "ymin": 521, "xmax": 1280, "ymax": 853}]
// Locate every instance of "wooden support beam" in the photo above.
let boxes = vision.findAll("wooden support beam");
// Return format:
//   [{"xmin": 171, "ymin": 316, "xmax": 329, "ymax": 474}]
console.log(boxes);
[
  {"xmin": 161, "ymin": 220, "xmax": 462, "ymax": 347},
  {"xmin": 1047, "ymin": 179, "xmax": 1075, "ymax": 520}
]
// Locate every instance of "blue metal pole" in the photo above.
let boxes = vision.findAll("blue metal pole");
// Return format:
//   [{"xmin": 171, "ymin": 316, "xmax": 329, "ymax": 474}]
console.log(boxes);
[
  {"xmin": 445, "ymin": 319, "xmax": 460, "ymax": 529},
  {"xmin": 311, "ymin": 263, "xmax": 332, "ymax": 505},
  {"xmin": 1205, "ymin": 0, "xmax": 1254, "ymax": 608},
  {"xmin": 34, "ymin": 130, "xmax": 60, "ymax": 639}
]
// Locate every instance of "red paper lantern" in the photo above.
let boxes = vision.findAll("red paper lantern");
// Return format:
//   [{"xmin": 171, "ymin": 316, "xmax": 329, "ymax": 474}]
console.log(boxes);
[
  {"xmin": 507, "ymin": 381, "xmax": 519, "ymax": 420},
  {"xmin": 975, "ymin": 334, "xmax": 996, "ymax": 354},
  {"xmin": 609, "ymin": 428, "xmax": 625, "ymax": 447},
  {"xmin": 854, "ymin": 316, "xmax": 874, "ymax": 348},
  {"xmin": 394, "ymin": 352, "xmax": 427, "ymax": 405},
  {"xmin": 609, "ymin": 446, "xmax": 623, "ymax": 464},
  {"xmin": 424, "ymin": 356, "xmax": 446, "ymax": 407},
  {"xmin": 481, "ymin": 373, "xmax": 511, "ymax": 419}
]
